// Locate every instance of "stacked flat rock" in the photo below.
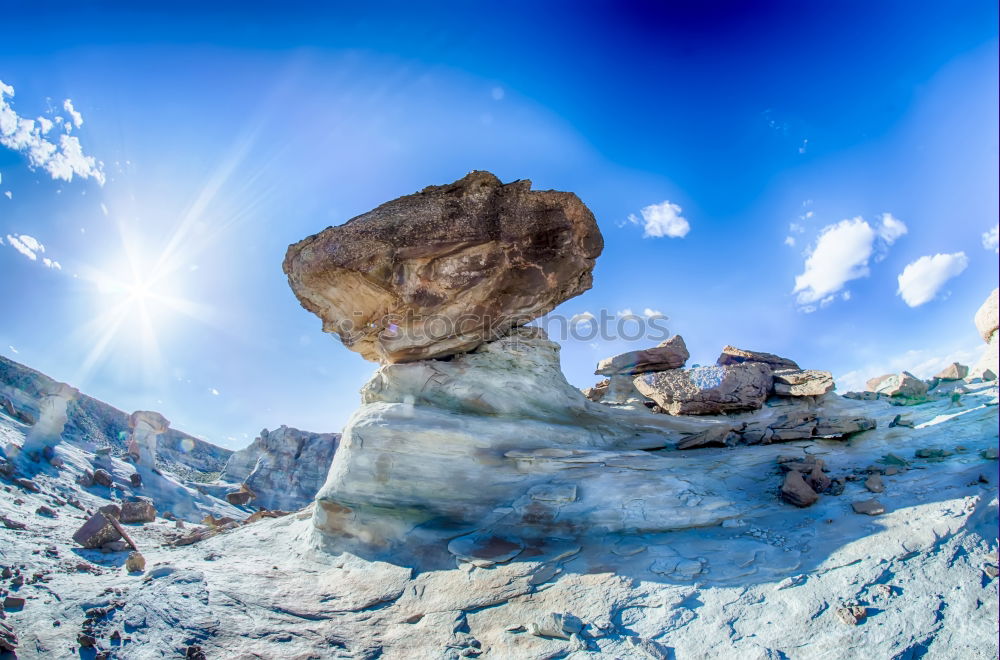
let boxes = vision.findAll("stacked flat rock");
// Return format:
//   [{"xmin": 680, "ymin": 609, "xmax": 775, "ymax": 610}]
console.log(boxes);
[
  {"xmin": 283, "ymin": 171, "xmax": 603, "ymax": 363},
  {"xmin": 595, "ymin": 335, "xmax": 689, "ymax": 376},
  {"xmin": 634, "ymin": 363, "xmax": 773, "ymax": 415}
]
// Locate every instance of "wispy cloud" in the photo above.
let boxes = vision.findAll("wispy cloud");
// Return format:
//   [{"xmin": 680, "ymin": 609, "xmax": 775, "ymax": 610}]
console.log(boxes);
[
  {"xmin": 792, "ymin": 213, "xmax": 906, "ymax": 310},
  {"xmin": 0, "ymin": 80, "xmax": 104, "ymax": 185},
  {"xmin": 63, "ymin": 99, "xmax": 83, "ymax": 128},
  {"xmin": 983, "ymin": 224, "xmax": 999, "ymax": 254},
  {"xmin": 5, "ymin": 233, "xmax": 61, "ymax": 270},
  {"xmin": 896, "ymin": 252, "xmax": 968, "ymax": 307},
  {"xmin": 627, "ymin": 200, "xmax": 690, "ymax": 239}
]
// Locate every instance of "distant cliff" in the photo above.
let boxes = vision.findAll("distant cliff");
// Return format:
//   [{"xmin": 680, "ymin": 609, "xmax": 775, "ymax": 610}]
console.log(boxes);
[{"xmin": 0, "ymin": 354, "xmax": 232, "ymax": 477}]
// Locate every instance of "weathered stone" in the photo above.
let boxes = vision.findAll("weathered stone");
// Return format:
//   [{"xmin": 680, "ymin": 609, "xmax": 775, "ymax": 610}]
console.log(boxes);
[
  {"xmin": 865, "ymin": 474, "xmax": 885, "ymax": 493},
  {"xmin": 119, "ymin": 497, "xmax": 156, "ymax": 523},
  {"xmin": 0, "ymin": 620, "xmax": 17, "ymax": 652},
  {"xmin": 806, "ymin": 465, "xmax": 832, "ymax": 494},
  {"xmin": 868, "ymin": 372, "xmax": 928, "ymax": 399},
  {"xmin": 125, "ymin": 551, "xmax": 145, "ymax": 572},
  {"xmin": 312, "ymin": 328, "xmax": 736, "ymax": 552},
  {"xmin": 843, "ymin": 391, "xmax": 879, "ymax": 400},
  {"xmin": 221, "ymin": 426, "xmax": 339, "ymax": 511},
  {"xmin": 130, "ymin": 472, "xmax": 142, "ymax": 488},
  {"xmin": 852, "ymin": 499, "xmax": 885, "ymax": 515},
  {"xmin": 781, "ymin": 470, "xmax": 819, "ymax": 507},
  {"xmin": 677, "ymin": 425, "xmax": 738, "ymax": 450},
  {"xmin": 98, "ymin": 504, "xmax": 121, "ymax": 519},
  {"xmin": 283, "ymin": 171, "xmax": 603, "ymax": 363},
  {"xmin": 581, "ymin": 378, "xmax": 609, "ymax": 402},
  {"xmin": 836, "ymin": 605, "xmax": 867, "ymax": 625},
  {"xmin": 93, "ymin": 468, "xmax": 113, "ymax": 487},
  {"xmin": 633, "ymin": 363, "xmax": 773, "ymax": 415},
  {"xmin": 717, "ymin": 345, "xmax": 799, "ymax": 370},
  {"xmin": 915, "ymin": 447, "xmax": 952, "ymax": 459},
  {"xmin": 813, "ymin": 416, "xmax": 877, "ymax": 438},
  {"xmin": 3, "ymin": 596, "xmax": 24, "ymax": 610},
  {"xmin": 226, "ymin": 490, "xmax": 253, "ymax": 506},
  {"xmin": 974, "ymin": 287, "xmax": 998, "ymax": 343},
  {"xmin": 19, "ymin": 381, "xmax": 76, "ymax": 456},
  {"xmin": 72, "ymin": 513, "xmax": 122, "ymax": 549},
  {"xmin": 448, "ymin": 533, "xmax": 524, "ymax": 567},
  {"xmin": 595, "ymin": 335, "xmax": 689, "ymax": 376},
  {"xmin": 35, "ymin": 505, "xmax": 57, "ymax": 517},
  {"xmin": 934, "ymin": 362, "xmax": 969, "ymax": 380},
  {"xmin": 527, "ymin": 612, "xmax": 582, "ymax": 640},
  {"xmin": 772, "ymin": 369, "xmax": 835, "ymax": 397}
]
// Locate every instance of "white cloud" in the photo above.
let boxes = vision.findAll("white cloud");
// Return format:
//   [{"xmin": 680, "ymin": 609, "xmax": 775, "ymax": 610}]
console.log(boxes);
[
  {"xmin": 628, "ymin": 200, "xmax": 690, "ymax": 239},
  {"xmin": 571, "ymin": 311, "xmax": 595, "ymax": 325},
  {"xmin": 642, "ymin": 308, "xmax": 664, "ymax": 318},
  {"xmin": 792, "ymin": 214, "xmax": 907, "ymax": 309},
  {"xmin": 784, "ymin": 236, "xmax": 795, "ymax": 247},
  {"xmin": 42, "ymin": 257, "xmax": 61, "ymax": 270},
  {"xmin": 0, "ymin": 81, "xmax": 104, "ymax": 185},
  {"xmin": 3, "ymin": 191, "xmax": 10, "ymax": 200},
  {"xmin": 983, "ymin": 224, "xmax": 999, "ymax": 254},
  {"xmin": 6, "ymin": 234, "xmax": 40, "ymax": 260},
  {"xmin": 617, "ymin": 308, "xmax": 634, "ymax": 317},
  {"xmin": 876, "ymin": 212, "xmax": 908, "ymax": 245},
  {"xmin": 793, "ymin": 217, "xmax": 874, "ymax": 306},
  {"xmin": 8, "ymin": 346, "xmax": 17, "ymax": 354},
  {"xmin": 63, "ymin": 99, "xmax": 83, "ymax": 128},
  {"xmin": 896, "ymin": 252, "xmax": 969, "ymax": 307},
  {"xmin": 209, "ymin": 388, "xmax": 220, "ymax": 396}
]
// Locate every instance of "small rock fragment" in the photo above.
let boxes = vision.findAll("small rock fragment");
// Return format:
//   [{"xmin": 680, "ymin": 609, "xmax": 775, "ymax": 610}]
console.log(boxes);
[
  {"xmin": 119, "ymin": 497, "xmax": 156, "ymax": 523},
  {"xmin": 125, "ymin": 551, "xmax": 145, "ymax": 573},
  {"xmin": 527, "ymin": 612, "xmax": 582, "ymax": 640},
  {"xmin": 806, "ymin": 465, "xmax": 832, "ymax": 494},
  {"xmin": 915, "ymin": 448, "xmax": 952, "ymax": 459},
  {"xmin": 2, "ymin": 596, "xmax": 25, "ymax": 610},
  {"xmin": 981, "ymin": 447, "xmax": 999, "ymax": 460},
  {"xmin": 864, "ymin": 474, "xmax": 885, "ymax": 494},
  {"xmin": 78, "ymin": 633, "xmax": 97, "ymax": 648},
  {"xmin": 14, "ymin": 478, "xmax": 39, "ymax": 492},
  {"xmin": 835, "ymin": 605, "xmax": 867, "ymax": 625},
  {"xmin": 130, "ymin": 472, "xmax": 142, "ymax": 488},
  {"xmin": 0, "ymin": 515, "xmax": 27, "ymax": 530},
  {"xmin": 0, "ymin": 620, "xmax": 17, "ymax": 652},
  {"xmin": 852, "ymin": 499, "xmax": 885, "ymax": 516}
]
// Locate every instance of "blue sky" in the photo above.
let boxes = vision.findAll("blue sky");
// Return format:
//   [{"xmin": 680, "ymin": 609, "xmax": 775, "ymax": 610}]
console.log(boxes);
[{"xmin": 1, "ymin": 2, "xmax": 997, "ymax": 448}]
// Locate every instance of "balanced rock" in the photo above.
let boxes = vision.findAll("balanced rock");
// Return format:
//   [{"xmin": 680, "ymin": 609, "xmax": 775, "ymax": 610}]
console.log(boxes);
[
  {"xmin": 717, "ymin": 345, "xmax": 799, "ymax": 370},
  {"xmin": 221, "ymin": 425, "xmax": 339, "ymax": 511},
  {"xmin": 283, "ymin": 171, "xmax": 603, "ymax": 363},
  {"xmin": 633, "ymin": 363, "xmax": 773, "ymax": 415},
  {"xmin": 595, "ymin": 335, "xmax": 689, "ymax": 376},
  {"xmin": 934, "ymin": 362, "xmax": 969, "ymax": 381},
  {"xmin": 772, "ymin": 369, "xmax": 834, "ymax": 397},
  {"xmin": 72, "ymin": 513, "xmax": 122, "ymax": 549},
  {"xmin": 119, "ymin": 497, "xmax": 156, "ymax": 523}
]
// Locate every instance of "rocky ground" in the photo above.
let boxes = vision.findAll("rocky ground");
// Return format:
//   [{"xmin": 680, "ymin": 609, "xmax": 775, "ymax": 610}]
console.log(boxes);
[{"xmin": 0, "ymin": 379, "xmax": 996, "ymax": 659}]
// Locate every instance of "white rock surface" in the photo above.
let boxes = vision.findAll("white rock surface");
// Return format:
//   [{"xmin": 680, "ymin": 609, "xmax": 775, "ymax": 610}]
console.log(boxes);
[{"xmin": 126, "ymin": 410, "xmax": 169, "ymax": 469}]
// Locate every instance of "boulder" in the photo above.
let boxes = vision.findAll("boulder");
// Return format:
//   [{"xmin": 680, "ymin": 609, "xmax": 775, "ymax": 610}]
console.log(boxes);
[
  {"xmin": 595, "ymin": 335, "xmax": 689, "ymax": 376},
  {"xmin": 72, "ymin": 513, "xmax": 122, "ymax": 549},
  {"xmin": 283, "ymin": 171, "xmax": 603, "ymax": 363},
  {"xmin": 868, "ymin": 372, "xmax": 928, "ymax": 400},
  {"xmin": 92, "ymin": 468, "xmax": 113, "ymax": 487},
  {"xmin": 125, "ymin": 551, "xmax": 146, "ymax": 572},
  {"xmin": 934, "ymin": 362, "xmax": 969, "ymax": 381},
  {"xmin": 780, "ymin": 470, "xmax": 819, "ymax": 507},
  {"xmin": 717, "ymin": 345, "xmax": 799, "ymax": 370},
  {"xmin": 865, "ymin": 374, "xmax": 894, "ymax": 392},
  {"xmin": 119, "ymin": 497, "xmax": 156, "ymax": 523},
  {"xmin": 633, "ymin": 363, "xmax": 773, "ymax": 415},
  {"xmin": 772, "ymin": 369, "xmax": 835, "ymax": 397},
  {"xmin": 581, "ymin": 378, "xmax": 609, "ymax": 402},
  {"xmin": 221, "ymin": 426, "xmax": 339, "ymax": 511},
  {"xmin": 226, "ymin": 489, "xmax": 253, "ymax": 506},
  {"xmin": 98, "ymin": 504, "xmax": 122, "ymax": 519},
  {"xmin": 852, "ymin": 499, "xmax": 885, "ymax": 515}
]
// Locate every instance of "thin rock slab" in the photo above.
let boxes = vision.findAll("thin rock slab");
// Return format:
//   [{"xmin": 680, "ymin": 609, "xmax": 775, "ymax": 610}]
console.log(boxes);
[
  {"xmin": 595, "ymin": 335, "xmax": 689, "ymax": 376},
  {"xmin": 852, "ymin": 499, "xmax": 885, "ymax": 516},
  {"xmin": 72, "ymin": 513, "xmax": 122, "ymax": 549},
  {"xmin": 772, "ymin": 369, "xmax": 834, "ymax": 397},
  {"xmin": 716, "ymin": 345, "xmax": 799, "ymax": 370},
  {"xmin": 283, "ymin": 171, "xmax": 603, "ymax": 363},
  {"xmin": 448, "ymin": 533, "xmax": 525, "ymax": 567}
]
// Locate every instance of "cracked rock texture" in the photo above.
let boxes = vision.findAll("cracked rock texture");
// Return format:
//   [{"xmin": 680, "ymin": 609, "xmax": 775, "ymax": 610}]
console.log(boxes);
[
  {"xmin": 283, "ymin": 171, "xmax": 603, "ymax": 363},
  {"xmin": 633, "ymin": 362, "xmax": 774, "ymax": 415}
]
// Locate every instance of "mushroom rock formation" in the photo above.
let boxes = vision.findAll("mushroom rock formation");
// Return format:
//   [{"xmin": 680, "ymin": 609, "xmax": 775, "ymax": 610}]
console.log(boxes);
[
  {"xmin": 127, "ymin": 411, "xmax": 170, "ymax": 468},
  {"xmin": 19, "ymin": 381, "xmax": 77, "ymax": 457},
  {"xmin": 311, "ymin": 327, "xmax": 737, "ymax": 554},
  {"xmin": 283, "ymin": 171, "xmax": 603, "ymax": 364},
  {"xmin": 969, "ymin": 288, "xmax": 998, "ymax": 381}
]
